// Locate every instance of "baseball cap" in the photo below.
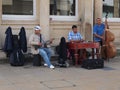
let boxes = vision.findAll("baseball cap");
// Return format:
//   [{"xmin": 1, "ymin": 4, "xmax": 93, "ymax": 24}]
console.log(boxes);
[{"xmin": 34, "ymin": 26, "xmax": 41, "ymax": 30}]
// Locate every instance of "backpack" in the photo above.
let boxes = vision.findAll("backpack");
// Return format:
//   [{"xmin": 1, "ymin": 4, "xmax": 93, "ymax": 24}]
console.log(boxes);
[
  {"xmin": 10, "ymin": 49, "xmax": 25, "ymax": 66},
  {"xmin": 55, "ymin": 37, "xmax": 69, "ymax": 67},
  {"xmin": 9, "ymin": 35, "xmax": 25, "ymax": 66}
]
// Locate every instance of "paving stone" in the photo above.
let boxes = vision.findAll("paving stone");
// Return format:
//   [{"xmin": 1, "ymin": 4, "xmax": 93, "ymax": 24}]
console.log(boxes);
[
  {"xmin": 41, "ymin": 79, "xmax": 74, "ymax": 89},
  {"xmin": 0, "ymin": 85, "xmax": 19, "ymax": 90},
  {"xmin": 0, "ymin": 56, "xmax": 120, "ymax": 90},
  {"xmin": 14, "ymin": 82, "xmax": 48, "ymax": 90}
]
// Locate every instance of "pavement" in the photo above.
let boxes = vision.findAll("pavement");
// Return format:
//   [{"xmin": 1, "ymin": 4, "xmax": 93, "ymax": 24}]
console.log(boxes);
[{"xmin": 0, "ymin": 54, "xmax": 120, "ymax": 90}]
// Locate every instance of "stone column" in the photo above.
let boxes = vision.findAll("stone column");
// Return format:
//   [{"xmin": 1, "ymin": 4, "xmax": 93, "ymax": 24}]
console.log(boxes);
[
  {"xmin": 78, "ymin": 0, "xmax": 85, "ymax": 36},
  {"xmin": 94, "ymin": 0, "xmax": 102, "ymax": 19},
  {"xmin": 84, "ymin": 0, "xmax": 94, "ymax": 24},
  {"xmin": 0, "ymin": 0, "xmax": 2, "ymax": 25},
  {"xmin": 84, "ymin": 0, "xmax": 94, "ymax": 41},
  {"xmin": 0, "ymin": 0, "xmax": 2, "ymax": 48},
  {"xmin": 40, "ymin": 0, "xmax": 50, "ymax": 40},
  {"xmin": 79, "ymin": 0, "xmax": 85, "ymax": 22},
  {"xmin": 114, "ymin": 0, "xmax": 119, "ymax": 17}
]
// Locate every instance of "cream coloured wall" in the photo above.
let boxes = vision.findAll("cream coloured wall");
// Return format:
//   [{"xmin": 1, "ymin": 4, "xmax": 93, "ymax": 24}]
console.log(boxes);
[
  {"xmin": 108, "ymin": 22, "xmax": 120, "ymax": 42},
  {"xmin": 50, "ymin": 21, "xmax": 81, "ymax": 45},
  {"xmin": 0, "ymin": 0, "xmax": 41, "ymax": 48},
  {"xmin": 0, "ymin": 25, "xmax": 35, "ymax": 48},
  {"xmin": 94, "ymin": 0, "xmax": 120, "ymax": 48},
  {"xmin": 0, "ymin": 0, "xmax": 120, "ymax": 49},
  {"xmin": 40, "ymin": 0, "xmax": 50, "ymax": 40},
  {"xmin": 0, "ymin": 0, "xmax": 2, "ymax": 25},
  {"xmin": 48, "ymin": 0, "xmax": 84, "ymax": 45},
  {"xmin": 50, "ymin": 0, "xmax": 94, "ymax": 45},
  {"xmin": 83, "ymin": 0, "xmax": 94, "ymax": 41},
  {"xmin": 49, "ymin": 0, "xmax": 82, "ymax": 45},
  {"xmin": 94, "ymin": 0, "xmax": 102, "ymax": 20}
]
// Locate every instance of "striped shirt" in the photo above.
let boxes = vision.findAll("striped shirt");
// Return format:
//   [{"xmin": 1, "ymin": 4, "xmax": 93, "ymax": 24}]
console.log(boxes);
[{"xmin": 68, "ymin": 31, "xmax": 83, "ymax": 41}]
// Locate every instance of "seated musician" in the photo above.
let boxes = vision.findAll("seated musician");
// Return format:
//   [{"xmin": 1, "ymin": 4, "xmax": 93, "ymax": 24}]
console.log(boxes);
[
  {"xmin": 68, "ymin": 25, "xmax": 84, "ymax": 43},
  {"xmin": 29, "ymin": 26, "xmax": 55, "ymax": 69},
  {"xmin": 68, "ymin": 25, "xmax": 85, "ymax": 65},
  {"xmin": 93, "ymin": 18, "xmax": 105, "ymax": 58}
]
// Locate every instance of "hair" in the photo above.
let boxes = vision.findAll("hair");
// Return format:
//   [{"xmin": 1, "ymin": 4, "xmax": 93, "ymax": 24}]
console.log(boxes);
[
  {"xmin": 72, "ymin": 25, "xmax": 77, "ymax": 29},
  {"xmin": 96, "ymin": 18, "xmax": 101, "ymax": 20}
]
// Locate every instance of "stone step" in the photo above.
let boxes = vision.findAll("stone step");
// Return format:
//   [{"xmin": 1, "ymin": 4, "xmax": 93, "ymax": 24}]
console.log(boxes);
[
  {"xmin": 0, "ymin": 50, "xmax": 120, "ymax": 64},
  {"xmin": 0, "ymin": 52, "xmax": 59, "ymax": 64}
]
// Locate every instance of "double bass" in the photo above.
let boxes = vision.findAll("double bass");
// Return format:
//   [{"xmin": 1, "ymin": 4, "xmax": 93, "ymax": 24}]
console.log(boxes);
[{"xmin": 101, "ymin": 12, "xmax": 116, "ymax": 60}]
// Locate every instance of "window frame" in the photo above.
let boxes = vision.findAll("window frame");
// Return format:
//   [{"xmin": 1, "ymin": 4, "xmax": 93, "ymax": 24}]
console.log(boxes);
[
  {"xmin": 102, "ymin": 0, "xmax": 120, "ymax": 22},
  {"xmin": 2, "ymin": 0, "xmax": 36, "ymax": 20},
  {"xmin": 50, "ymin": 0, "xmax": 78, "ymax": 21},
  {"xmin": 102, "ymin": 18, "xmax": 120, "ymax": 22}
]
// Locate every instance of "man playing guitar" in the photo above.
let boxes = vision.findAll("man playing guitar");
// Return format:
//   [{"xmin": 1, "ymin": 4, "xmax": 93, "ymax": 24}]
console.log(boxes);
[{"xmin": 29, "ymin": 26, "xmax": 55, "ymax": 69}]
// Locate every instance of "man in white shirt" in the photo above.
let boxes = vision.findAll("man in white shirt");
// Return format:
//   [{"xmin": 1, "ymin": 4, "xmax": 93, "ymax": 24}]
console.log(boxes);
[{"xmin": 29, "ymin": 26, "xmax": 55, "ymax": 69}]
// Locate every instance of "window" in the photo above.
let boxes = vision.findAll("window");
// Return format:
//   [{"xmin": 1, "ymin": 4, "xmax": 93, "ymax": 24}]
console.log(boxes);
[
  {"xmin": 50, "ymin": 0, "xmax": 78, "ymax": 21},
  {"xmin": 2, "ymin": 0, "xmax": 36, "ymax": 20},
  {"xmin": 103, "ymin": 0, "xmax": 120, "ymax": 22}
]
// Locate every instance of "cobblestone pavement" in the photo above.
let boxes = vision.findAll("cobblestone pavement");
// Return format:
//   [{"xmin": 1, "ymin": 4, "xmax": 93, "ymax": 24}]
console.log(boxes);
[{"xmin": 0, "ymin": 56, "xmax": 120, "ymax": 90}]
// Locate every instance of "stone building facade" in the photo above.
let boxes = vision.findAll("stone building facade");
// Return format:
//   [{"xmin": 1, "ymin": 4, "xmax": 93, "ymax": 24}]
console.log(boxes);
[{"xmin": 0, "ymin": 0, "xmax": 120, "ymax": 49}]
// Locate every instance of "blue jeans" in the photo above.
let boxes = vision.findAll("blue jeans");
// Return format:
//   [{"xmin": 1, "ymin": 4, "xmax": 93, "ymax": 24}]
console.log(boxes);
[{"xmin": 39, "ymin": 48, "xmax": 52, "ymax": 67}]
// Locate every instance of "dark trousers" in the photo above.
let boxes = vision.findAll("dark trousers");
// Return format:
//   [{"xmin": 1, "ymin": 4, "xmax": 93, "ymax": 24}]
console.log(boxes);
[
  {"xmin": 69, "ymin": 49, "xmax": 86, "ymax": 65},
  {"xmin": 98, "ymin": 41, "xmax": 103, "ymax": 46}
]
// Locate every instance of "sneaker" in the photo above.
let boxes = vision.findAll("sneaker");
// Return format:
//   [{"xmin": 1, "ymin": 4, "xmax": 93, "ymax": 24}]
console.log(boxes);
[
  {"xmin": 49, "ymin": 65, "xmax": 55, "ymax": 69},
  {"xmin": 44, "ymin": 63, "xmax": 48, "ymax": 67}
]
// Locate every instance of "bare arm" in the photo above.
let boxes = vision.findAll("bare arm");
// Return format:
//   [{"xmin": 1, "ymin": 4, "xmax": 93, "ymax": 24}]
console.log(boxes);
[
  {"xmin": 70, "ymin": 39, "xmax": 84, "ymax": 43},
  {"xmin": 93, "ymin": 33, "xmax": 104, "ymax": 40}
]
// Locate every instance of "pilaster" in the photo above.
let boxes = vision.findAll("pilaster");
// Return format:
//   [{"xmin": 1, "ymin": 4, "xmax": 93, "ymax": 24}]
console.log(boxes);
[
  {"xmin": 83, "ymin": 0, "xmax": 94, "ymax": 41},
  {"xmin": 94, "ymin": 0, "xmax": 102, "ymax": 19},
  {"xmin": 0, "ymin": 0, "xmax": 2, "ymax": 25},
  {"xmin": 40, "ymin": 0, "xmax": 50, "ymax": 40}
]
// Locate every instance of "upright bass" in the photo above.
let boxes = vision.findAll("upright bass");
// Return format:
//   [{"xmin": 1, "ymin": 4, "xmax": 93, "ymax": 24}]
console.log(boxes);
[{"xmin": 101, "ymin": 12, "xmax": 116, "ymax": 60}]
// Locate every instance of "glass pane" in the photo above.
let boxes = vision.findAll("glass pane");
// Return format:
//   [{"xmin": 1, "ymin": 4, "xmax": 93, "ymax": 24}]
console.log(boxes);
[
  {"xmin": 50, "ymin": 0, "xmax": 76, "ymax": 16},
  {"xmin": 103, "ymin": 0, "xmax": 120, "ymax": 18},
  {"xmin": 2, "ymin": 0, "xmax": 33, "ymax": 15}
]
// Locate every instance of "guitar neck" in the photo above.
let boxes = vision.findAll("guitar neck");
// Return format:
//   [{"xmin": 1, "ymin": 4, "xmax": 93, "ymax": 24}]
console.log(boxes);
[{"xmin": 45, "ymin": 38, "xmax": 55, "ymax": 45}]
